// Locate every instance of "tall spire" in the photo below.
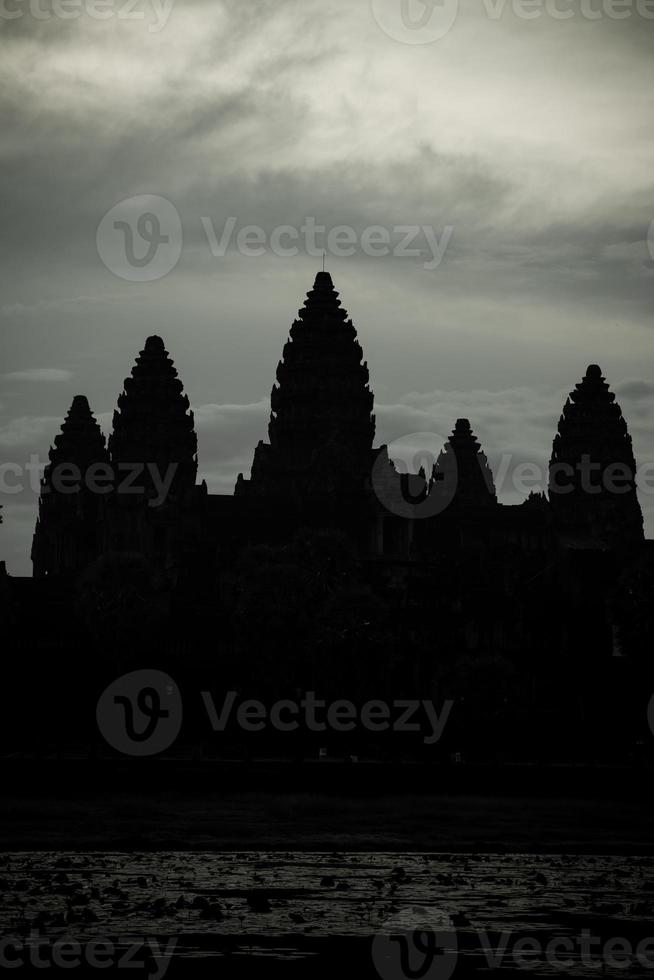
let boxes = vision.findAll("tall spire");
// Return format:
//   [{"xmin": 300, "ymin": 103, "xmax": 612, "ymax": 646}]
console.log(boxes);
[
  {"xmin": 239, "ymin": 271, "xmax": 375, "ymax": 499},
  {"xmin": 108, "ymin": 335, "xmax": 197, "ymax": 496},
  {"xmin": 549, "ymin": 365, "xmax": 643, "ymax": 549},
  {"xmin": 432, "ymin": 418, "xmax": 497, "ymax": 510},
  {"xmin": 45, "ymin": 395, "xmax": 107, "ymax": 476},
  {"xmin": 32, "ymin": 395, "xmax": 109, "ymax": 577}
]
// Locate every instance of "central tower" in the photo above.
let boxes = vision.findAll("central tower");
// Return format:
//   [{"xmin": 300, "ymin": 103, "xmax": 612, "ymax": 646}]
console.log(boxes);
[{"xmin": 237, "ymin": 271, "xmax": 376, "ymax": 506}]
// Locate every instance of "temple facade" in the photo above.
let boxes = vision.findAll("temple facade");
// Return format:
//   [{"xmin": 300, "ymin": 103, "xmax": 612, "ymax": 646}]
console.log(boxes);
[
  {"xmin": 1, "ymin": 270, "xmax": 651, "ymax": 759},
  {"xmin": 26, "ymin": 270, "xmax": 647, "ymax": 577}
]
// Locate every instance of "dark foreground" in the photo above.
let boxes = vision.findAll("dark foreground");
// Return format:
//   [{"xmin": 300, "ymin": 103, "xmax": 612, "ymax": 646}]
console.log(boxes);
[
  {"xmin": 2, "ymin": 851, "xmax": 654, "ymax": 978},
  {"xmin": 1, "ymin": 761, "xmax": 652, "ymax": 977}
]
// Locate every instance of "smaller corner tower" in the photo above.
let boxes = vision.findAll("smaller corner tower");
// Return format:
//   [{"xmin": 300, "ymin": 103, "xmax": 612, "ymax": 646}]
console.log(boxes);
[
  {"xmin": 549, "ymin": 365, "xmax": 644, "ymax": 550},
  {"xmin": 32, "ymin": 395, "xmax": 109, "ymax": 577}
]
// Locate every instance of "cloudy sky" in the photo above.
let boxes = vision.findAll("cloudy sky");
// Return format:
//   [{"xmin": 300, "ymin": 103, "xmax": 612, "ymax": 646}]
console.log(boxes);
[{"xmin": 1, "ymin": 0, "xmax": 653, "ymax": 574}]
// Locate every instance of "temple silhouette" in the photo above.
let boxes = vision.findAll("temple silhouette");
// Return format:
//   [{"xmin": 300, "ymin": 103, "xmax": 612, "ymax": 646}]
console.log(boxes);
[{"xmin": 1, "ymin": 271, "xmax": 653, "ymax": 760}]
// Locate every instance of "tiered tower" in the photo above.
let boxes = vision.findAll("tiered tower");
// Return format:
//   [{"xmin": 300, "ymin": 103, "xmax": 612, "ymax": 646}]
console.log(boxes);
[
  {"xmin": 549, "ymin": 365, "xmax": 643, "ymax": 549},
  {"xmin": 432, "ymin": 418, "xmax": 497, "ymax": 510},
  {"xmin": 108, "ymin": 335, "xmax": 197, "ymax": 495},
  {"xmin": 105, "ymin": 335, "xmax": 200, "ymax": 562},
  {"xmin": 32, "ymin": 395, "xmax": 109, "ymax": 577},
  {"xmin": 237, "ymin": 271, "xmax": 376, "ymax": 506}
]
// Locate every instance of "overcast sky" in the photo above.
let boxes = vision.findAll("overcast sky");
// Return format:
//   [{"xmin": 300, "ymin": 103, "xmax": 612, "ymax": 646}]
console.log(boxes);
[{"xmin": 1, "ymin": 0, "xmax": 653, "ymax": 574}]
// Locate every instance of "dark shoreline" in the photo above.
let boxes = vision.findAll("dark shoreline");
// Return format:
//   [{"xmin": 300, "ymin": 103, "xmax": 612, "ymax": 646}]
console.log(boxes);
[
  {"xmin": 4, "ymin": 757, "xmax": 653, "ymax": 795},
  {"xmin": 2, "ymin": 759, "xmax": 652, "ymax": 854}
]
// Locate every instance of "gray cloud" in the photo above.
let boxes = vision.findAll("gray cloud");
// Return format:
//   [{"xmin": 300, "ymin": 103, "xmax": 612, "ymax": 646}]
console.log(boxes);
[
  {"xmin": 4, "ymin": 368, "xmax": 74, "ymax": 383},
  {"xmin": 0, "ymin": 414, "xmax": 62, "ymax": 448},
  {"xmin": 616, "ymin": 380, "xmax": 654, "ymax": 401}
]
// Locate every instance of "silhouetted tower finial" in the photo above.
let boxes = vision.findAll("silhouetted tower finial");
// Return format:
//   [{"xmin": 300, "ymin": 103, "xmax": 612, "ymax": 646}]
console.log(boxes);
[
  {"xmin": 32, "ymin": 395, "xmax": 109, "ymax": 577},
  {"xmin": 549, "ymin": 365, "xmax": 643, "ymax": 549}
]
